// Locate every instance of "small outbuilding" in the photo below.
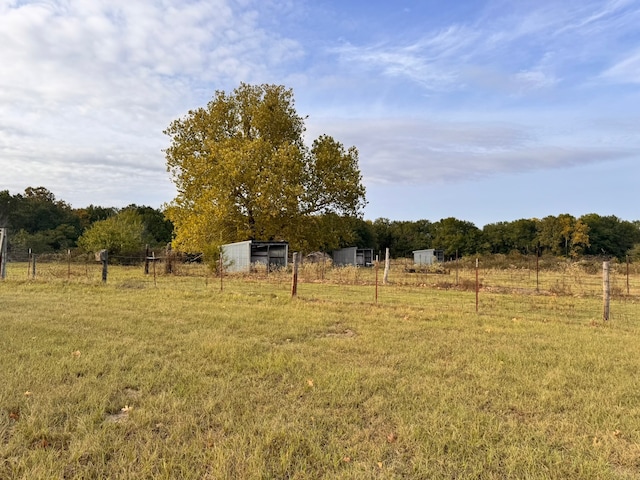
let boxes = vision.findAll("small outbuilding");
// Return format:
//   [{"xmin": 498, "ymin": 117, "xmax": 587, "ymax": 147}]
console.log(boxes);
[
  {"xmin": 221, "ymin": 240, "xmax": 288, "ymax": 273},
  {"xmin": 332, "ymin": 247, "xmax": 374, "ymax": 267},
  {"xmin": 412, "ymin": 249, "xmax": 444, "ymax": 266}
]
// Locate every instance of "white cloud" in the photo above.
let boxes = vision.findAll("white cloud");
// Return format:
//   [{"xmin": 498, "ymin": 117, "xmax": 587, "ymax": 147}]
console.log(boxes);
[
  {"xmin": 329, "ymin": 0, "xmax": 640, "ymax": 95},
  {"xmin": 0, "ymin": 0, "xmax": 304, "ymax": 207},
  {"xmin": 306, "ymin": 116, "xmax": 634, "ymax": 186},
  {"xmin": 601, "ymin": 51, "xmax": 640, "ymax": 84}
]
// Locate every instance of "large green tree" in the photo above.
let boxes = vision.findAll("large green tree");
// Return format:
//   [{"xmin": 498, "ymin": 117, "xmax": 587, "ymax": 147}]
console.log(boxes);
[
  {"xmin": 164, "ymin": 83, "xmax": 366, "ymax": 252},
  {"xmin": 482, "ymin": 219, "xmax": 538, "ymax": 254},
  {"xmin": 536, "ymin": 214, "xmax": 590, "ymax": 258},
  {"xmin": 77, "ymin": 210, "xmax": 152, "ymax": 257},
  {"xmin": 580, "ymin": 214, "xmax": 640, "ymax": 259},
  {"xmin": 432, "ymin": 217, "xmax": 482, "ymax": 257}
]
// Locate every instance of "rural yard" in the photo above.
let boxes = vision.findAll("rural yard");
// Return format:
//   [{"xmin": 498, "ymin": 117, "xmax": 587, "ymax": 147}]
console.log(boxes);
[{"xmin": 1, "ymin": 263, "xmax": 639, "ymax": 479}]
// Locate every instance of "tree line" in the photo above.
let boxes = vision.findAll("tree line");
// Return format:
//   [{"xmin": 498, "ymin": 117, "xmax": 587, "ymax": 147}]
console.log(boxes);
[
  {"xmin": 0, "ymin": 187, "xmax": 172, "ymax": 257},
  {"xmin": 1, "ymin": 186, "xmax": 638, "ymax": 261},
  {"xmin": 354, "ymin": 215, "xmax": 640, "ymax": 261}
]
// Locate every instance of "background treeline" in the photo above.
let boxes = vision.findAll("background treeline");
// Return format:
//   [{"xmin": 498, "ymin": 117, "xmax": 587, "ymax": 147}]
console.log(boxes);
[
  {"xmin": 0, "ymin": 187, "xmax": 172, "ymax": 256},
  {"xmin": 360, "ymin": 215, "xmax": 640, "ymax": 261},
  {"xmin": 1, "ymin": 187, "xmax": 639, "ymax": 261}
]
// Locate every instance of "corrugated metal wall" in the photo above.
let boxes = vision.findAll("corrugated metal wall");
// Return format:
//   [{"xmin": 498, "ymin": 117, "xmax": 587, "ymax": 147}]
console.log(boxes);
[
  {"xmin": 332, "ymin": 247, "xmax": 357, "ymax": 266},
  {"xmin": 222, "ymin": 241, "xmax": 289, "ymax": 272},
  {"xmin": 222, "ymin": 241, "xmax": 252, "ymax": 272}
]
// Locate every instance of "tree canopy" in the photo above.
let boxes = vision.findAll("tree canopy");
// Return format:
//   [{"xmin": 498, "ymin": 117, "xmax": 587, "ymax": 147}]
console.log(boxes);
[
  {"xmin": 77, "ymin": 210, "xmax": 152, "ymax": 257},
  {"xmin": 0, "ymin": 187, "xmax": 81, "ymax": 252},
  {"xmin": 164, "ymin": 83, "xmax": 366, "ymax": 253}
]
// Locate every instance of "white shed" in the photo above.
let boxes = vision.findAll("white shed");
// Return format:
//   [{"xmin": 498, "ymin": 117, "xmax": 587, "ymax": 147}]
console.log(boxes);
[
  {"xmin": 412, "ymin": 249, "xmax": 444, "ymax": 265},
  {"xmin": 221, "ymin": 240, "xmax": 288, "ymax": 273}
]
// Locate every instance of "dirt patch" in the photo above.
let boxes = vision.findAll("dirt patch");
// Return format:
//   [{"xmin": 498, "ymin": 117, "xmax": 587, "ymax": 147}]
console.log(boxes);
[{"xmin": 325, "ymin": 329, "xmax": 356, "ymax": 338}]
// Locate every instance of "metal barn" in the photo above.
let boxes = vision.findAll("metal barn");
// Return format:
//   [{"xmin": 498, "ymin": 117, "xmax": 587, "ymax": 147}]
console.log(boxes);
[
  {"xmin": 221, "ymin": 240, "xmax": 288, "ymax": 273},
  {"xmin": 412, "ymin": 249, "xmax": 444, "ymax": 265},
  {"xmin": 332, "ymin": 247, "xmax": 374, "ymax": 267}
]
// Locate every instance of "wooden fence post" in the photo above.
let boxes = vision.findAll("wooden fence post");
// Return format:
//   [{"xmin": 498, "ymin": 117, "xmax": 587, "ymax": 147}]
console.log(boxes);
[
  {"xmin": 455, "ymin": 249, "xmax": 459, "ymax": 286},
  {"xmin": 383, "ymin": 248, "xmax": 390, "ymax": 285},
  {"xmin": 627, "ymin": 255, "xmax": 630, "ymax": 296},
  {"xmin": 219, "ymin": 249, "xmax": 224, "ymax": 292},
  {"xmin": 536, "ymin": 247, "xmax": 540, "ymax": 292},
  {"xmin": 475, "ymin": 258, "xmax": 479, "ymax": 313},
  {"xmin": 603, "ymin": 260, "xmax": 610, "ymax": 321},
  {"xmin": 291, "ymin": 252, "xmax": 299, "ymax": 297},
  {"xmin": 0, "ymin": 228, "xmax": 7, "ymax": 280},
  {"xmin": 152, "ymin": 251, "xmax": 157, "ymax": 287},
  {"xmin": 100, "ymin": 249, "xmax": 108, "ymax": 283},
  {"xmin": 375, "ymin": 255, "xmax": 379, "ymax": 304},
  {"xmin": 67, "ymin": 249, "xmax": 71, "ymax": 280},
  {"xmin": 144, "ymin": 244, "xmax": 150, "ymax": 274}
]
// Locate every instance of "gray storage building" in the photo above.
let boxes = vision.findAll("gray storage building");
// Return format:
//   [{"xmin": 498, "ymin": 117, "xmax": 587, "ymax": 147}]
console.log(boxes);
[
  {"xmin": 412, "ymin": 249, "xmax": 444, "ymax": 265},
  {"xmin": 332, "ymin": 247, "xmax": 374, "ymax": 267},
  {"xmin": 221, "ymin": 240, "xmax": 288, "ymax": 273}
]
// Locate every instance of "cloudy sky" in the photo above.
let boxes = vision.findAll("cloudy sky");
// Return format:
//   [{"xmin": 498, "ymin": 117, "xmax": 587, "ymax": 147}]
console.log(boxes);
[{"xmin": 1, "ymin": 0, "xmax": 638, "ymax": 227}]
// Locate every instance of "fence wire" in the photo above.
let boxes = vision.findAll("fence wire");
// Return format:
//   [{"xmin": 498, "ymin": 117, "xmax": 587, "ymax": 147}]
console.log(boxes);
[{"xmin": 2, "ymin": 252, "xmax": 638, "ymax": 325}]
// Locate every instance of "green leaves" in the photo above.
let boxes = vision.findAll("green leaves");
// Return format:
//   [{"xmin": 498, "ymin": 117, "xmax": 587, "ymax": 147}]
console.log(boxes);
[
  {"xmin": 77, "ymin": 210, "xmax": 152, "ymax": 257},
  {"xmin": 164, "ymin": 84, "xmax": 366, "ymax": 252}
]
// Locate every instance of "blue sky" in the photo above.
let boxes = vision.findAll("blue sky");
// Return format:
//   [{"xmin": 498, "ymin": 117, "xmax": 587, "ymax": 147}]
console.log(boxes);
[{"xmin": 1, "ymin": 0, "xmax": 638, "ymax": 227}]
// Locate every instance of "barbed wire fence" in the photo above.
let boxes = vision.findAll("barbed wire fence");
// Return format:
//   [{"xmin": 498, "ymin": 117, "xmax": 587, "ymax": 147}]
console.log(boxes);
[{"xmin": 2, "ymin": 246, "xmax": 638, "ymax": 323}]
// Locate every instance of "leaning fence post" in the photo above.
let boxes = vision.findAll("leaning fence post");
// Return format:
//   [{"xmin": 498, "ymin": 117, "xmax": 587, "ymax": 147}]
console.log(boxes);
[{"xmin": 603, "ymin": 260, "xmax": 610, "ymax": 321}]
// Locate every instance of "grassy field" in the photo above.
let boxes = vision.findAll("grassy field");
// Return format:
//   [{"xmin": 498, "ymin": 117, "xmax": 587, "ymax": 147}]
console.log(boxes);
[{"xmin": 1, "ymin": 264, "xmax": 640, "ymax": 479}]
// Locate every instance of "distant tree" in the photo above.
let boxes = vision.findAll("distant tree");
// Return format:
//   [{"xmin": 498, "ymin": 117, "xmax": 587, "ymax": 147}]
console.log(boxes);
[
  {"xmin": 432, "ymin": 217, "xmax": 482, "ymax": 257},
  {"xmin": 369, "ymin": 218, "xmax": 433, "ymax": 258},
  {"xmin": 74, "ymin": 205, "xmax": 118, "ymax": 231},
  {"xmin": 580, "ymin": 214, "xmax": 639, "ymax": 259},
  {"xmin": 390, "ymin": 220, "xmax": 434, "ymax": 257},
  {"xmin": 296, "ymin": 214, "xmax": 367, "ymax": 253},
  {"xmin": 164, "ymin": 83, "xmax": 366, "ymax": 253},
  {"xmin": 1, "ymin": 187, "xmax": 81, "ymax": 252},
  {"xmin": 77, "ymin": 210, "xmax": 152, "ymax": 257},
  {"xmin": 372, "ymin": 218, "xmax": 393, "ymax": 253},
  {"xmin": 346, "ymin": 217, "xmax": 376, "ymax": 249},
  {"xmin": 536, "ymin": 214, "xmax": 590, "ymax": 258},
  {"xmin": 0, "ymin": 190, "xmax": 16, "ymax": 228},
  {"xmin": 122, "ymin": 205, "xmax": 174, "ymax": 245},
  {"xmin": 482, "ymin": 222, "xmax": 510, "ymax": 254},
  {"xmin": 508, "ymin": 219, "xmax": 539, "ymax": 254}
]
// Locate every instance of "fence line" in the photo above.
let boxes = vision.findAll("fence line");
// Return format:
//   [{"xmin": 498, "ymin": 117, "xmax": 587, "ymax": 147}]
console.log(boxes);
[{"xmin": 2, "ymin": 250, "xmax": 638, "ymax": 322}]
